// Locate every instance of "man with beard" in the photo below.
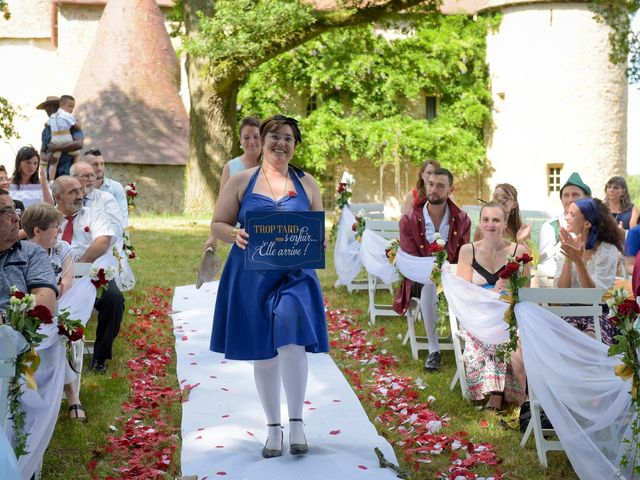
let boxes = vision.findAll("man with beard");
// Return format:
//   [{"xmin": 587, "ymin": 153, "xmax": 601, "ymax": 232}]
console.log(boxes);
[
  {"xmin": 393, "ymin": 168, "xmax": 471, "ymax": 371},
  {"xmin": 0, "ymin": 188, "xmax": 57, "ymax": 314},
  {"xmin": 52, "ymin": 176, "xmax": 124, "ymax": 372},
  {"xmin": 84, "ymin": 149, "xmax": 128, "ymax": 227}
]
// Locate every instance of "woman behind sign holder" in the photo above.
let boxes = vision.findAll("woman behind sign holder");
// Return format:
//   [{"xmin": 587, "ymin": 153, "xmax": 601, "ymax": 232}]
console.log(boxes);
[{"xmin": 210, "ymin": 115, "xmax": 329, "ymax": 458}]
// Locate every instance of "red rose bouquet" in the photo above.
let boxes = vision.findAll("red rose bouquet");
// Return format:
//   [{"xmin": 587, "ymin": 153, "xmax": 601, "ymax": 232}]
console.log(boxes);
[
  {"xmin": 90, "ymin": 266, "xmax": 117, "ymax": 298},
  {"xmin": 428, "ymin": 233, "xmax": 449, "ymax": 335},
  {"xmin": 125, "ymin": 182, "xmax": 138, "ymax": 208},
  {"xmin": 351, "ymin": 209, "xmax": 367, "ymax": 243},
  {"xmin": 5, "ymin": 287, "xmax": 53, "ymax": 457},
  {"xmin": 329, "ymin": 172, "xmax": 355, "ymax": 243},
  {"xmin": 496, "ymin": 253, "xmax": 533, "ymax": 359},
  {"xmin": 606, "ymin": 287, "xmax": 640, "ymax": 472}
]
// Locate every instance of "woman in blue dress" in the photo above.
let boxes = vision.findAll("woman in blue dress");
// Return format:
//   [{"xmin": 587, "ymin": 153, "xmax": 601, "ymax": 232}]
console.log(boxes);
[{"xmin": 210, "ymin": 115, "xmax": 329, "ymax": 458}]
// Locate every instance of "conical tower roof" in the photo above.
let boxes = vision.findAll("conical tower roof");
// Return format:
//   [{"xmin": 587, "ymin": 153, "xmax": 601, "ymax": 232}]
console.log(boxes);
[{"xmin": 73, "ymin": 0, "xmax": 188, "ymax": 165}]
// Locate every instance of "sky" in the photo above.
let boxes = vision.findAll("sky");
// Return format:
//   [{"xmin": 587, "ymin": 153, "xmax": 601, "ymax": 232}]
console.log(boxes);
[{"xmin": 629, "ymin": 14, "xmax": 640, "ymax": 174}]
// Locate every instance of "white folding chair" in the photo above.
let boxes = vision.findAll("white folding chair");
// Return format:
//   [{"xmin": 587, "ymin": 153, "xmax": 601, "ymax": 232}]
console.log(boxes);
[
  {"xmin": 344, "ymin": 203, "xmax": 385, "ymax": 293},
  {"xmin": 364, "ymin": 220, "xmax": 401, "ymax": 325},
  {"xmin": 447, "ymin": 300, "xmax": 468, "ymax": 400},
  {"xmin": 0, "ymin": 333, "xmax": 18, "ymax": 431},
  {"xmin": 518, "ymin": 287, "xmax": 605, "ymax": 467},
  {"xmin": 71, "ymin": 262, "xmax": 94, "ymax": 393},
  {"xmin": 402, "ymin": 295, "xmax": 456, "ymax": 362}
]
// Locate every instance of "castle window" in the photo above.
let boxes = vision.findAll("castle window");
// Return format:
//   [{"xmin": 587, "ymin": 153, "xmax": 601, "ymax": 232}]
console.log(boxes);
[
  {"xmin": 306, "ymin": 94, "xmax": 318, "ymax": 116},
  {"xmin": 425, "ymin": 95, "xmax": 438, "ymax": 120},
  {"xmin": 547, "ymin": 164, "xmax": 563, "ymax": 194}
]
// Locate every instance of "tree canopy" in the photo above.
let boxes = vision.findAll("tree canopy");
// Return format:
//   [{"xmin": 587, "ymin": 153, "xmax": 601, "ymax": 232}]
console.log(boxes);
[{"xmin": 238, "ymin": 14, "xmax": 498, "ymax": 180}]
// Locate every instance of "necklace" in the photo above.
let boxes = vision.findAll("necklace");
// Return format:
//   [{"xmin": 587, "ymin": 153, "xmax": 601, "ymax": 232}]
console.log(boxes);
[{"xmin": 262, "ymin": 167, "xmax": 289, "ymax": 209}]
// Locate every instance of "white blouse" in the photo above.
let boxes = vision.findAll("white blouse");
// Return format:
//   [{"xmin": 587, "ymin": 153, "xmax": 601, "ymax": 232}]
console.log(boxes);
[{"xmin": 554, "ymin": 241, "xmax": 619, "ymax": 290}]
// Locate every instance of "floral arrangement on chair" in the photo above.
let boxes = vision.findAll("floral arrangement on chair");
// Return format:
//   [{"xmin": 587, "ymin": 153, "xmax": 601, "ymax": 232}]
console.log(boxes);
[
  {"xmin": 123, "ymin": 231, "xmax": 136, "ymax": 260},
  {"xmin": 385, "ymin": 238, "xmax": 400, "ymax": 265},
  {"xmin": 329, "ymin": 172, "xmax": 354, "ymax": 243},
  {"xmin": 428, "ymin": 233, "xmax": 449, "ymax": 334},
  {"xmin": 351, "ymin": 208, "xmax": 367, "ymax": 243},
  {"xmin": 5, "ymin": 287, "xmax": 53, "ymax": 458},
  {"xmin": 57, "ymin": 308, "xmax": 84, "ymax": 343},
  {"xmin": 606, "ymin": 287, "xmax": 640, "ymax": 474},
  {"xmin": 125, "ymin": 182, "xmax": 138, "ymax": 209},
  {"xmin": 496, "ymin": 253, "xmax": 533, "ymax": 359},
  {"xmin": 90, "ymin": 266, "xmax": 116, "ymax": 298}
]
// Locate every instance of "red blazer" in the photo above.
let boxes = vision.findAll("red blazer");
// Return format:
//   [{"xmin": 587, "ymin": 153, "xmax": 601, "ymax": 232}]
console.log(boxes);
[
  {"xmin": 633, "ymin": 252, "xmax": 640, "ymax": 299},
  {"xmin": 392, "ymin": 197, "xmax": 471, "ymax": 314}
]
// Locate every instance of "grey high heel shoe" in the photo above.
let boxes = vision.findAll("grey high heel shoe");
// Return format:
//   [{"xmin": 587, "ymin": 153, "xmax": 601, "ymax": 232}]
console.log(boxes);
[
  {"xmin": 289, "ymin": 418, "xmax": 309, "ymax": 455},
  {"xmin": 261, "ymin": 424, "xmax": 283, "ymax": 458}
]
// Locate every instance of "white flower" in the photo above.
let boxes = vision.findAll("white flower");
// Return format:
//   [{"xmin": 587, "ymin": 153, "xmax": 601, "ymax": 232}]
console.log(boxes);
[
  {"xmin": 341, "ymin": 171, "xmax": 355, "ymax": 186},
  {"xmin": 357, "ymin": 209, "xmax": 366, "ymax": 218},
  {"xmin": 433, "ymin": 232, "xmax": 446, "ymax": 247}
]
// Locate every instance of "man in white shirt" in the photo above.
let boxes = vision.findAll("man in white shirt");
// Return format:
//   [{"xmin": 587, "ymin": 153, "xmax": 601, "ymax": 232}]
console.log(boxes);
[
  {"xmin": 52, "ymin": 176, "xmax": 124, "ymax": 373},
  {"xmin": 537, "ymin": 172, "xmax": 591, "ymax": 286},
  {"xmin": 84, "ymin": 149, "xmax": 128, "ymax": 227},
  {"xmin": 70, "ymin": 161, "xmax": 124, "ymax": 234}
]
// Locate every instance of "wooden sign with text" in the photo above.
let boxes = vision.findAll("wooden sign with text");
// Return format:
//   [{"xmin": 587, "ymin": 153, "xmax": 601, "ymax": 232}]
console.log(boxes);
[{"xmin": 244, "ymin": 211, "xmax": 325, "ymax": 270}]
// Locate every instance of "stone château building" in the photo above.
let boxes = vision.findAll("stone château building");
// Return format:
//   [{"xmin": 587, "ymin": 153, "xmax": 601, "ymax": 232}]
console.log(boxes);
[{"xmin": 0, "ymin": 0, "xmax": 628, "ymax": 214}]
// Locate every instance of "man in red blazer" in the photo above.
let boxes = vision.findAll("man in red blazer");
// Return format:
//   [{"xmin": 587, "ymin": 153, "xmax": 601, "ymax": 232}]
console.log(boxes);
[{"xmin": 393, "ymin": 167, "xmax": 471, "ymax": 371}]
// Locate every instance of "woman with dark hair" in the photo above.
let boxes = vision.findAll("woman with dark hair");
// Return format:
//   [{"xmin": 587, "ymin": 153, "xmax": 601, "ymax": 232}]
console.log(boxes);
[
  {"xmin": 209, "ymin": 115, "xmax": 328, "ymax": 458},
  {"xmin": 556, "ymin": 197, "xmax": 624, "ymax": 344},
  {"xmin": 8, "ymin": 146, "xmax": 54, "ymax": 207},
  {"xmin": 604, "ymin": 176, "xmax": 638, "ymax": 230},
  {"xmin": 402, "ymin": 159, "xmax": 440, "ymax": 215},
  {"xmin": 204, "ymin": 117, "xmax": 262, "ymax": 254}
]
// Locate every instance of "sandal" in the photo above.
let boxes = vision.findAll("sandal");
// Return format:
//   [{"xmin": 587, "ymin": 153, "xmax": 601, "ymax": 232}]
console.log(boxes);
[{"xmin": 69, "ymin": 403, "xmax": 87, "ymax": 422}]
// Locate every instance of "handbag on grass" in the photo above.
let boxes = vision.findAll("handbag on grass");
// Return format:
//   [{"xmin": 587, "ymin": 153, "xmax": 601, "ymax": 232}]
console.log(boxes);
[{"xmin": 196, "ymin": 248, "xmax": 221, "ymax": 289}]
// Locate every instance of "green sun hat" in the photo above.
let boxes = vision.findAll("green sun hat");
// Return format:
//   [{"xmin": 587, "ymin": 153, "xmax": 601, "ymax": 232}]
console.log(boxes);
[{"xmin": 560, "ymin": 172, "xmax": 591, "ymax": 197}]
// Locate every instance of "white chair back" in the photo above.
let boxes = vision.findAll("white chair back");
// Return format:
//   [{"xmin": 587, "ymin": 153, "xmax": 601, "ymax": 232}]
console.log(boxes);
[
  {"xmin": 0, "ymin": 333, "xmax": 18, "ymax": 431},
  {"xmin": 74, "ymin": 262, "xmax": 92, "ymax": 278},
  {"xmin": 365, "ymin": 219, "xmax": 399, "ymax": 240},
  {"xmin": 519, "ymin": 288, "xmax": 604, "ymax": 342},
  {"xmin": 349, "ymin": 203, "xmax": 385, "ymax": 219}
]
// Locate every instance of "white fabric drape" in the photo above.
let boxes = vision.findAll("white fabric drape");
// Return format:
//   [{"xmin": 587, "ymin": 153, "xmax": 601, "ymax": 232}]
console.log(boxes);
[
  {"xmin": 359, "ymin": 229, "xmax": 398, "ymax": 285},
  {"xmin": 395, "ymin": 250, "xmax": 436, "ymax": 284},
  {"xmin": 58, "ymin": 276, "xmax": 97, "ymax": 327},
  {"xmin": 8, "ymin": 185, "xmax": 46, "ymax": 209},
  {"xmin": 5, "ymin": 338, "xmax": 66, "ymax": 480},
  {"xmin": 516, "ymin": 302, "xmax": 635, "ymax": 480},
  {"xmin": 333, "ymin": 206, "xmax": 362, "ymax": 287},
  {"xmin": 441, "ymin": 266, "xmax": 637, "ymax": 478},
  {"xmin": 442, "ymin": 268, "xmax": 509, "ymax": 345}
]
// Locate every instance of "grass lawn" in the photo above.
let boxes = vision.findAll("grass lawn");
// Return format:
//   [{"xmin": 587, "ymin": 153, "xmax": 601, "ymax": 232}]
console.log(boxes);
[{"xmin": 42, "ymin": 213, "xmax": 577, "ymax": 479}]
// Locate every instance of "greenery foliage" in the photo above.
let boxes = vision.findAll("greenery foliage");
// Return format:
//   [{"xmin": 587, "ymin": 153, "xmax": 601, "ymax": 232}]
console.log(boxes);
[
  {"xmin": 0, "ymin": 96, "xmax": 19, "ymax": 142},
  {"xmin": 629, "ymin": 174, "xmax": 640, "ymax": 204},
  {"xmin": 0, "ymin": 0, "xmax": 9, "ymax": 20},
  {"xmin": 237, "ymin": 14, "xmax": 498, "ymax": 178},
  {"xmin": 590, "ymin": 0, "xmax": 640, "ymax": 83}
]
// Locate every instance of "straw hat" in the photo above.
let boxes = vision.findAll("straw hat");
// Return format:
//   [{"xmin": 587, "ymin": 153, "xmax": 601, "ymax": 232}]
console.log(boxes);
[{"xmin": 36, "ymin": 96, "xmax": 60, "ymax": 110}]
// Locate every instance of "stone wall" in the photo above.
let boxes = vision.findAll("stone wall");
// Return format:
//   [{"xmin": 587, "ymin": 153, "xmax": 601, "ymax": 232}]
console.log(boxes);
[
  {"xmin": 485, "ymin": 3, "xmax": 627, "ymax": 213},
  {"xmin": 108, "ymin": 164, "xmax": 185, "ymax": 213}
]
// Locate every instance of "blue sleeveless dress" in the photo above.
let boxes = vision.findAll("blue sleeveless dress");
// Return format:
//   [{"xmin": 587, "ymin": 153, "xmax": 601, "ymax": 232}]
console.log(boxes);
[{"xmin": 210, "ymin": 167, "xmax": 330, "ymax": 360}]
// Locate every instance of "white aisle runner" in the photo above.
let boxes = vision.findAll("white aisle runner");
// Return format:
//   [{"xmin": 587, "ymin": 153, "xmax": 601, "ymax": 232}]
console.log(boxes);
[{"xmin": 172, "ymin": 283, "xmax": 399, "ymax": 480}]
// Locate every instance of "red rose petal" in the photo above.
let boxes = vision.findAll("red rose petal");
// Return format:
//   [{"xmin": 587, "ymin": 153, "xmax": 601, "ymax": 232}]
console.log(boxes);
[
  {"xmin": 188, "ymin": 353, "xmax": 195, "ymax": 356},
  {"xmin": 215, "ymin": 445, "xmax": 224, "ymax": 448},
  {"xmin": 195, "ymin": 436, "xmax": 202, "ymax": 440},
  {"xmin": 308, "ymin": 407, "xmax": 316, "ymax": 411},
  {"xmin": 221, "ymin": 387, "xmax": 229, "ymax": 391},
  {"xmin": 332, "ymin": 399, "xmax": 341, "ymax": 403},
  {"xmin": 221, "ymin": 415, "xmax": 230, "ymax": 418},
  {"xmin": 479, "ymin": 419, "xmax": 488, "ymax": 428},
  {"xmin": 329, "ymin": 430, "xmax": 341, "ymax": 435},
  {"xmin": 190, "ymin": 362, "xmax": 198, "ymax": 365},
  {"xmin": 246, "ymin": 431, "xmax": 254, "ymax": 436},
  {"xmin": 216, "ymin": 473, "xmax": 226, "ymax": 476},
  {"xmin": 210, "ymin": 375, "xmax": 217, "ymax": 379},
  {"xmin": 197, "ymin": 428, "xmax": 205, "ymax": 431},
  {"xmin": 181, "ymin": 336, "xmax": 188, "ymax": 341},
  {"xmin": 304, "ymin": 400, "xmax": 312, "ymax": 404},
  {"xmin": 358, "ymin": 465, "xmax": 368, "ymax": 470}
]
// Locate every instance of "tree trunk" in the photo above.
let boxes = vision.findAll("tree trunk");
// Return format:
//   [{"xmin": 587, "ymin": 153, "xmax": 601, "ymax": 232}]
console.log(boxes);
[{"xmin": 183, "ymin": 0, "xmax": 240, "ymax": 213}]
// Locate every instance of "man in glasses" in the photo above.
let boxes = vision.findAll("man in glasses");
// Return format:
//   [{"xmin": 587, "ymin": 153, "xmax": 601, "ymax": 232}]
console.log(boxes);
[
  {"xmin": 52, "ymin": 176, "xmax": 124, "ymax": 373},
  {"xmin": 37, "ymin": 95, "xmax": 84, "ymax": 180},
  {"xmin": 0, "ymin": 188, "xmax": 57, "ymax": 317},
  {"xmin": 84, "ymin": 149, "xmax": 128, "ymax": 227}
]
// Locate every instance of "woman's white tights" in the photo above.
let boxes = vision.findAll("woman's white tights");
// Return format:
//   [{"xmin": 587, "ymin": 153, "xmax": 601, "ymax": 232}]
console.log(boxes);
[{"xmin": 254, "ymin": 344, "xmax": 308, "ymax": 449}]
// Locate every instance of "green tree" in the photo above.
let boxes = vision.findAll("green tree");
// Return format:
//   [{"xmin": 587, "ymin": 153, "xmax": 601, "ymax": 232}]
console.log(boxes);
[
  {"xmin": 238, "ymin": 14, "xmax": 496, "ymax": 182},
  {"xmin": 175, "ymin": 0, "xmax": 436, "ymax": 211},
  {"xmin": 629, "ymin": 174, "xmax": 640, "ymax": 204},
  {"xmin": 0, "ymin": 0, "xmax": 18, "ymax": 142}
]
